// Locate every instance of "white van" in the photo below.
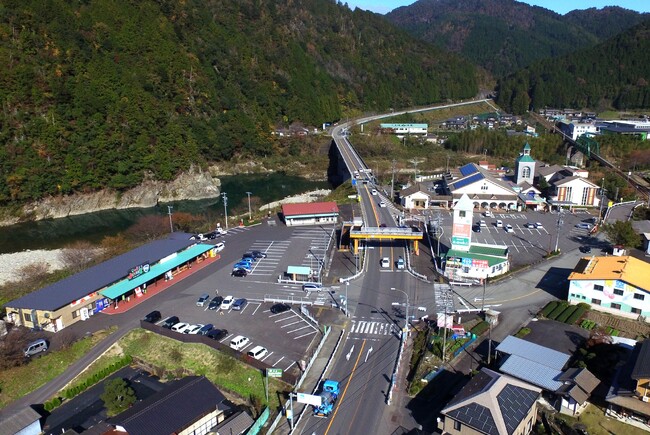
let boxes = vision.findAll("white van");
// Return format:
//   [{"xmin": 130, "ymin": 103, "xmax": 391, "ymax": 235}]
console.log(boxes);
[
  {"xmin": 247, "ymin": 345, "xmax": 268, "ymax": 360},
  {"xmin": 302, "ymin": 283, "xmax": 323, "ymax": 292},
  {"xmin": 214, "ymin": 242, "xmax": 225, "ymax": 252},
  {"xmin": 24, "ymin": 339, "xmax": 48, "ymax": 357},
  {"xmin": 230, "ymin": 335, "xmax": 250, "ymax": 351}
]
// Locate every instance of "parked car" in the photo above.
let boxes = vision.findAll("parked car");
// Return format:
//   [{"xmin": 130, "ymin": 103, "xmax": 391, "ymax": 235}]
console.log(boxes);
[
  {"xmin": 302, "ymin": 282, "xmax": 322, "ymax": 292},
  {"xmin": 24, "ymin": 339, "xmax": 48, "ymax": 357},
  {"xmin": 483, "ymin": 210, "xmax": 494, "ymax": 218},
  {"xmin": 206, "ymin": 329, "xmax": 228, "ymax": 340},
  {"xmin": 161, "ymin": 316, "xmax": 180, "ymax": 329},
  {"xmin": 495, "ymin": 220, "xmax": 503, "ymax": 228},
  {"xmin": 143, "ymin": 310, "xmax": 161, "ymax": 323},
  {"xmin": 196, "ymin": 293, "xmax": 210, "ymax": 307},
  {"xmin": 579, "ymin": 246, "xmax": 592, "ymax": 254},
  {"xmin": 233, "ymin": 262, "xmax": 252, "ymax": 271},
  {"xmin": 525, "ymin": 222, "xmax": 536, "ymax": 229},
  {"xmin": 473, "ymin": 225, "xmax": 481, "ymax": 233},
  {"xmin": 231, "ymin": 268, "xmax": 248, "ymax": 277},
  {"xmin": 241, "ymin": 253, "xmax": 256, "ymax": 261},
  {"xmin": 576, "ymin": 223, "xmax": 593, "ymax": 230},
  {"xmin": 251, "ymin": 250, "xmax": 267, "ymax": 258},
  {"xmin": 247, "ymin": 346, "xmax": 268, "ymax": 360},
  {"xmin": 185, "ymin": 324, "xmax": 204, "ymax": 335},
  {"xmin": 535, "ymin": 222, "xmax": 543, "ymax": 229},
  {"xmin": 371, "ymin": 189, "xmax": 378, "ymax": 195},
  {"xmin": 505, "ymin": 224, "xmax": 514, "ymax": 233},
  {"xmin": 208, "ymin": 296, "xmax": 224, "ymax": 310},
  {"xmin": 214, "ymin": 242, "xmax": 225, "ymax": 252},
  {"xmin": 271, "ymin": 303, "xmax": 291, "ymax": 314},
  {"xmin": 229, "ymin": 335, "xmax": 250, "ymax": 351},
  {"xmin": 204, "ymin": 231, "xmax": 218, "ymax": 240},
  {"xmin": 381, "ymin": 257, "xmax": 390, "ymax": 268},
  {"xmin": 220, "ymin": 296, "xmax": 234, "ymax": 310},
  {"xmin": 198, "ymin": 324, "xmax": 214, "ymax": 335},
  {"xmin": 396, "ymin": 256, "xmax": 405, "ymax": 269},
  {"xmin": 379, "ymin": 201, "xmax": 386, "ymax": 207},
  {"xmin": 232, "ymin": 298, "xmax": 248, "ymax": 311},
  {"xmin": 479, "ymin": 220, "xmax": 487, "ymax": 227},
  {"xmin": 171, "ymin": 322, "xmax": 190, "ymax": 333}
]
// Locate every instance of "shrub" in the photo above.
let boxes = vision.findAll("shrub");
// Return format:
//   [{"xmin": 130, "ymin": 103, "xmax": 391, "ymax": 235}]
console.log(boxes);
[
  {"xmin": 65, "ymin": 389, "xmax": 74, "ymax": 399},
  {"xmin": 44, "ymin": 401, "xmax": 53, "ymax": 412},
  {"xmin": 566, "ymin": 307, "xmax": 586, "ymax": 325},
  {"xmin": 577, "ymin": 302, "xmax": 591, "ymax": 310},
  {"xmin": 548, "ymin": 303, "xmax": 569, "ymax": 320},
  {"xmin": 470, "ymin": 321, "xmax": 490, "ymax": 336},
  {"xmin": 52, "ymin": 397, "xmax": 61, "ymax": 407},
  {"xmin": 541, "ymin": 301, "xmax": 559, "ymax": 317},
  {"xmin": 515, "ymin": 327, "xmax": 531, "ymax": 338},
  {"xmin": 557, "ymin": 305, "xmax": 578, "ymax": 323}
]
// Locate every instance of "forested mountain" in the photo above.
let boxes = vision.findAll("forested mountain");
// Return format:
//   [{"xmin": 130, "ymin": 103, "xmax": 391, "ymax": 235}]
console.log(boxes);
[
  {"xmin": 0, "ymin": 0, "xmax": 477, "ymax": 203},
  {"xmin": 386, "ymin": 0, "xmax": 647, "ymax": 77},
  {"xmin": 495, "ymin": 19, "xmax": 650, "ymax": 114}
]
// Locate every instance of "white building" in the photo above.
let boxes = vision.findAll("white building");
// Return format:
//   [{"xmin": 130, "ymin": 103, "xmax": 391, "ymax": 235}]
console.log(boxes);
[
  {"xmin": 399, "ymin": 184, "xmax": 432, "ymax": 209},
  {"xmin": 446, "ymin": 163, "xmax": 519, "ymax": 210},
  {"xmin": 568, "ymin": 256, "xmax": 649, "ymax": 321},
  {"xmin": 547, "ymin": 176, "xmax": 600, "ymax": 209},
  {"xmin": 379, "ymin": 123, "xmax": 428, "ymax": 135},
  {"xmin": 558, "ymin": 120, "xmax": 599, "ymax": 140}
]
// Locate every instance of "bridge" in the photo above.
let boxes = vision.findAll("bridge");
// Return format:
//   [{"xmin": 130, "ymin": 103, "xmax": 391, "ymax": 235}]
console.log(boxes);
[{"xmin": 349, "ymin": 227, "xmax": 423, "ymax": 255}]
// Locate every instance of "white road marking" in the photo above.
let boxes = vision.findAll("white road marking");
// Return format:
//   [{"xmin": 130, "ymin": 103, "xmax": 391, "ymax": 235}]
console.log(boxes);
[{"xmin": 294, "ymin": 330, "xmax": 317, "ymax": 340}]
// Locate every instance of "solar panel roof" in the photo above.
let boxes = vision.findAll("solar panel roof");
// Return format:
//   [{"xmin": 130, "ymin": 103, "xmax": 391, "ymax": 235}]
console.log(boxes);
[
  {"xmin": 459, "ymin": 163, "xmax": 479, "ymax": 177},
  {"xmin": 447, "ymin": 402, "xmax": 497, "ymax": 435},
  {"xmin": 7, "ymin": 235, "xmax": 198, "ymax": 311},
  {"xmin": 451, "ymin": 172, "xmax": 485, "ymax": 190},
  {"xmin": 497, "ymin": 384, "xmax": 539, "ymax": 433}
]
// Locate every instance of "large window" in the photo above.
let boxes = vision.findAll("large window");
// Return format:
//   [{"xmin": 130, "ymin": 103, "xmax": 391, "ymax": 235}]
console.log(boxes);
[
  {"xmin": 631, "ymin": 307, "xmax": 642, "ymax": 315},
  {"xmin": 611, "ymin": 303, "xmax": 621, "ymax": 310},
  {"xmin": 565, "ymin": 186, "xmax": 573, "ymax": 201},
  {"xmin": 592, "ymin": 298, "xmax": 601, "ymax": 305},
  {"xmin": 614, "ymin": 289, "xmax": 624, "ymax": 296},
  {"xmin": 634, "ymin": 293, "xmax": 645, "ymax": 301},
  {"xmin": 522, "ymin": 166, "xmax": 531, "ymax": 179},
  {"xmin": 594, "ymin": 284, "xmax": 603, "ymax": 292},
  {"xmin": 581, "ymin": 187, "xmax": 590, "ymax": 205},
  {"xmin": 454, "ymin": 420, "xmax": 462, "ymax": 431}
]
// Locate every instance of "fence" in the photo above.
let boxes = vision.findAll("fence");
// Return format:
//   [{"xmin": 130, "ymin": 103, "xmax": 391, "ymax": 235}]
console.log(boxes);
[{"xmin": 139, "ymin": 321, "xmax": 298, "ymax": 385}]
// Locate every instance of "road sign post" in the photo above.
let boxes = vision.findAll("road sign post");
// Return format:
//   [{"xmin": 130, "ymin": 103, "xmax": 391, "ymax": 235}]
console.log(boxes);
[{"xmin": 266, "ymin": 368, "xmax": 283, "ymax": 403}]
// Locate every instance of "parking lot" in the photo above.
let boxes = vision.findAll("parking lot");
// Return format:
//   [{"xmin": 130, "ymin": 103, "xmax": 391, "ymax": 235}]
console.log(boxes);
[{"xmin": 425, "ymin": 209, "xmax": 599, "ymax": 267}]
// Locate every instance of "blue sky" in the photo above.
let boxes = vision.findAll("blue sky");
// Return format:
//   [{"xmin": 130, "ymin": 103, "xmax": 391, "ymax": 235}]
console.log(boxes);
[{"xmin": 346, "ymin": 1, "xmax": 650, "ymax": 15}]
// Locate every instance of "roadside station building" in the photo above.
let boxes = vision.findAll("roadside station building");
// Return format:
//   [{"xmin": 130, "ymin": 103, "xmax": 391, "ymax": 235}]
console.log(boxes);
[
  {"xmin": 281, "ymin": 202, "xmax": 339, "ymax": 226},
  {"xmin": 5, "ymin": 234, "xmax": 216, "ymax": 332}
]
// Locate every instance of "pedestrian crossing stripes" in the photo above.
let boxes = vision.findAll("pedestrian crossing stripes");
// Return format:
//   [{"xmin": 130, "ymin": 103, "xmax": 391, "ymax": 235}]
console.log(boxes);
[{"xmin": 350, "ymin": 320, "xmax": 396, "ymax": 336}]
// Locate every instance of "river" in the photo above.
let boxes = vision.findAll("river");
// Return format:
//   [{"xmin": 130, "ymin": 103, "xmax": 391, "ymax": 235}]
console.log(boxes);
[{"xmin": 0, "ymin": 173, "xmax": 330, "ymax": 254}]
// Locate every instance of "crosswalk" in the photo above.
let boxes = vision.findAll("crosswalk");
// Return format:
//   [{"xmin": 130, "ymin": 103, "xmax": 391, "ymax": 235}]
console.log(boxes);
[{"xmin": 349, "ymin": 320, "xmax": 396, "ymax": 336}]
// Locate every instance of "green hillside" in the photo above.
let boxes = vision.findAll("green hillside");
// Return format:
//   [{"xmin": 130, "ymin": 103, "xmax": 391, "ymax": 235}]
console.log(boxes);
[
  {"xmin": 496, "ymin": 19, "xmax": 650, "ymax": 114},
  {"xmin": 0, "ymin": 0, "xmax": 478, "ymax": 203}
]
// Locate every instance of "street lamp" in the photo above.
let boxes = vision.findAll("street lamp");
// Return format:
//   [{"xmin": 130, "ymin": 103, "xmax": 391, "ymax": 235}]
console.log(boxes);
[
  {"xmin": 167, "ymin": 205, "xmax": 174, "ymax": 233},
  {"xmin": 345, "ymin": 282, "xmax": 349, "ymax": 317},
  {"xmin": 246, "ymin": 191, "xmax": 252, "ymax": 221},
  {"xmin": 391, "ymin": 287, "xmax": 409, "ymax": 333},
  {"xmin": 554, "ymin": 209, "xmax": 564, "ymax": 253},
  {"xmin": 221, "ymin": 192, "xmax": 229, "ymax": 231},
  {"xmin": 598, "ymin": 177, "xmax": 605, "ymax": 224}
]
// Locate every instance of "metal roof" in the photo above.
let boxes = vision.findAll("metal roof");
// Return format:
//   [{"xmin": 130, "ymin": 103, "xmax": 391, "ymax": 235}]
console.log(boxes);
[
  {"xmin": 0, "ymin": 407, "xmax": 41, "ymax": 435},
  {"xmin": 108, "ymin": 376, "xmax": 226, "ymax": 435},
  {"xmin": 287, "ymin": 266, "xmax": 311, "ymax": 275},
  {"xmin": 99, "ymin": 244, "xmax": 213, "ymax": 300},
  {"xmin": 281, "ymin": 202, "xmax": 339, "ymax": 218},
  {"xmin": 499, "ymin": 355, "xmax": 564, "ymax": 391},
  {"xmin": 496, "ymin": 336, "xmax": 570, "ymax": 370},
  {"xmin": 6, "ymin": 235, "xmax": 198, "ymax": 311}
]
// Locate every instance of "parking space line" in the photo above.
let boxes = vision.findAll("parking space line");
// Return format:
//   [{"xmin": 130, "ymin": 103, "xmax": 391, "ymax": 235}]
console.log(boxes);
[
  {"xmin": 285, "ymin": 361, "xmax": 296, "ymax": 371},
  {"xmin": 240, "ymin": 342, "xmax": 254, "ymax": 351},
  {"xmin": 274, "ymin": 356, "xmax": 285, "ymax": 366},
  {"xmin": 288, "ymin": 325, "xmax": 311, "ymax": 334},
  {"xmin": 510, "ymin": 243, "xmax": 520, "ymax": 253},
  {"xmin": 281, "ymin": 320, "xmax": 302, "ymax": 328},
  {"xmin": 275, "ymin": 314, "xmax": 298, "ymax": 322},
  {"xmin": 251, "ymin": 304, "xmax": 262, "ymax": 315},
  {"xmin": 295, "ymin": 330, "xmax": 317, "ymax": 340},
  {"xmin": 261, "ymin": 351, "xmax": 274, "ymax": 362},
  {"xmin": 220, "ymin": 333, "xmax": 233, "ymax": 343}
]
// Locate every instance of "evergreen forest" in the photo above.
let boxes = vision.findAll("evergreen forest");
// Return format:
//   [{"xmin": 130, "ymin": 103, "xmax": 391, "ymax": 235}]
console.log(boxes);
[{"xmin": 0, "ymin": 0, "xmax": 478, "ymax": 203}]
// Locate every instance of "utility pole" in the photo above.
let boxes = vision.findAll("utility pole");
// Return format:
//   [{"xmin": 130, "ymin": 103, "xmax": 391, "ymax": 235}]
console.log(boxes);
[
  {"xmin": 221, "ymin": 192, "xmax": 229, "ymax": 230},
  {"xmin": 390, "ymin": 159, "xmax": 396, "ymax": 201},
  {"xmin": 554, "ymin": 209, "xmax": 564, "ymax": 253},
  {"xmin": 409, "ymin": 158, "xmax": 424, "ymax": 184},
  {"xmin": 167, "ymin": 205, "xmax": 174, "ymax": 233},
  {"xmin": 481, "ymin": 278, "xmax": 487, "ymax": 312},
  {"xmin": 446, "ymin": 154, "xmax": 450, "ymax": 174},
  {"xmin": 615, "ymin": 187, "xmax": 620, "ymax": 203},
  {"xmin": 246, "ymin": 191, "xmax": 252, "ymax": 221},
  {"xmin": 598, "ymin": 177, "xmax": 605, "ymax": 224}
]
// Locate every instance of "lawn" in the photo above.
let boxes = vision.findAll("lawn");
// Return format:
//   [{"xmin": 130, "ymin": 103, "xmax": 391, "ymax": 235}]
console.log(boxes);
[
  {"xmin": 0, "ymin": 328, "xmax": 115, "ymax": 408},
  {"xmin": 119, "ymin": 329, "xmax": 290, "ymax": 413},
  {"xmin": 555, "ymin": 403, "xmax": 649, "ymax": 435}
]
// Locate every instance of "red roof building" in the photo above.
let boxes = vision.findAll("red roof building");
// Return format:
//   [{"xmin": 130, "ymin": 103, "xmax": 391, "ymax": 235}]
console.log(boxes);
[{"xmin": 281, "ymin": 202, "xmax": 339, "ymax": 226}]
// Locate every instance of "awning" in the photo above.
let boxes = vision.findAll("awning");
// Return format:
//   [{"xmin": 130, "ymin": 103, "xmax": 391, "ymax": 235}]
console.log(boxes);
[
  {"xmin": 287, "ymin": 266, "xmax": 311, "ymax": 275},
  {"xmin": 99, "ymin": 244, "xmax": 214, "ymax": 300}
]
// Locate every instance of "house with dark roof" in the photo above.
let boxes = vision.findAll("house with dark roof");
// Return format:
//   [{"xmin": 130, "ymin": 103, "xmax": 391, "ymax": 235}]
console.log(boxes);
[
  {"xmin": 554, "ymin": 368, "xmax": 600, "ymax": 416},
  {"xmin": 5, "ymin": 235, "xmax": 215, "ymax": 332},
  {"xmin": 438, "ymin": 368, "xmax": 540, "ymax": 435},
  {"xmin": 606, "ymin": 339, "xmax": 650, "ymax": 431},
  {"xmin": 106, "ymin": 376, "xmax": 228, "ymax": 435},
  {"xmin": 281, "ymin": 202, "xmax": 339, "ymax": 226},
  {"xmin": 399, "ymin": 183, "xmax": 433, "ymax": 209},
  {"xmin": 0, "ymin": 407, "xmax": 42, "ymax": 435},
  {"xmin": 213, "ymin": 411, "xmax": 254, "ymax": 435}
]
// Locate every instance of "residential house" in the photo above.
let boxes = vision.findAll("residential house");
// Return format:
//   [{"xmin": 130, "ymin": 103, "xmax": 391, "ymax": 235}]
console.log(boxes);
[
  {"xmin": 547, "ymin": 176, "xmax": 600, "ymax": 209},
  {"xmin": 281, "ymin": 202, "xmax": 339, "ymax": 226},
  {"xmin": 606, "ymin": 339, "xmax": 650, "ymax": 431},
  {"xmin": 567, "ymin": 256, "xmax": 649, "ymax": 320},
  {"xmin": 106, "ymin": 376, "xmax": 228, "ymax": 435},
  {"xmin": 0, "ymin": 407, "xmax": 42, "ymax": 435},
  {"xmin": 399, "ymin": 184, "xmax": 432, "ymax": 209},
  {"xmin": 438, "ymin": 368, "xmax": 540, "ymax": 435},
  {"xmin": 213, "ymin": 411, "xmax": 254, "ymax": 435},
  {"xmin": 554, "ymin": 368, "xmax": 601, "ymax": 416}
]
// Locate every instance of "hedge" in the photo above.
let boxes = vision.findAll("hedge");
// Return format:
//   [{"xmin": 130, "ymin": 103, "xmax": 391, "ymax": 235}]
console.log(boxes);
[
  {"xmin": 548, "ymin": 303, "xmax": 569, "ymax": 320},
  {"xmin": 566, "ymin": 307, "xmax": 586, "ymax": 325},
  {"xmin": 557, "ymin": 305, "xmax": 578, "ymax": 323},
  {"xmin": 60, "ymin": 354, "xmax": 134, "ymax": 405},
  {"xmin": 470, "ymin": 321, "xmax": 490, "ymax": 336},
  {"xmin": 541, "ymin": 301, "xmax": 559, "ymax": 318}
]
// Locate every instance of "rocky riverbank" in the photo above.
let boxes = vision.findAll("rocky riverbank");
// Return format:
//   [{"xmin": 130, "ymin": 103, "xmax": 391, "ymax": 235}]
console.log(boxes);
[{"xmin": 0, "ymin": 250, "xmax": 66, "ymax": 284}]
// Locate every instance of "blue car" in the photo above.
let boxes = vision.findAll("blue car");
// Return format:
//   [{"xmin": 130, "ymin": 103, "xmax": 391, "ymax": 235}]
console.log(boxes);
[{"xmin": 233, "ymin": 262, "xmax": 252, "ymax": 271}]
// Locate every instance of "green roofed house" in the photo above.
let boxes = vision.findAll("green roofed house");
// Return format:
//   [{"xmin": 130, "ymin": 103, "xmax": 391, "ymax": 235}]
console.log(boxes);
[{"xmin": 445, "ymin": 243, "xmax": 509, "ymax": 281}]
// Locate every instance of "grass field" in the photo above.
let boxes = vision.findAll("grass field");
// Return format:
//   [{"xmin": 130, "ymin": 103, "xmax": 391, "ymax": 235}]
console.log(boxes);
[
  {"xmin": 0, "ymin": 328, "xmax": 115, "ymax": 408},
  {"xmin": 555, "ymin": 403, "xmax": 649, "ymax": 435}
]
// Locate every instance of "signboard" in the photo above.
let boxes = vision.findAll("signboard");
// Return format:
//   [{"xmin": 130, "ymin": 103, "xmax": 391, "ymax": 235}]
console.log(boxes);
[
  {"xmin": 296, "ymin": 392, "xmax": 323, "ymax": 406},
  {"xmin": 267, "ymin": 368, "xmax": 283, "ymax": 378},
  {"xmin": 452, "ymin": 223, "xmax": 471, "ymax": 238},
  {"xmin": 462, "ymin": 257, "xmax": 472, "ymax": 266},
  {"xmin": 128, "ymin": 263, "xmax": 150, "ymax": 280},
  {"xmin": 472, "ymin": 259, "xmax": 489, "ymax": 269},
  {"xmin": 451, "ymin": 236, "xmax": 470, "ymax": 246}
]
